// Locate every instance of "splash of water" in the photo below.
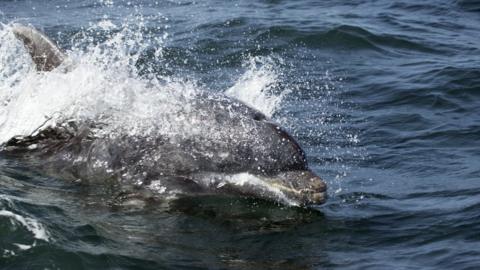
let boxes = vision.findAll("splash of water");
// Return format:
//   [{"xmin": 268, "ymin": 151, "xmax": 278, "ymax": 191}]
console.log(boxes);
[
  {"xmin": 0, "ymin": 20, "xmax": 284, "ymax": 144},
  {"xmin": 225, "ymin": 56, "xmax": 287, "ymax": 118}
]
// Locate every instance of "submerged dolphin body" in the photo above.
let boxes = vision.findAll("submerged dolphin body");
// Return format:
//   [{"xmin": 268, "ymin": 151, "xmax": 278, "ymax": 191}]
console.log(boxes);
[{"xmin": 3, "ymin": 24, "xmax": 327, "ymax": 207}]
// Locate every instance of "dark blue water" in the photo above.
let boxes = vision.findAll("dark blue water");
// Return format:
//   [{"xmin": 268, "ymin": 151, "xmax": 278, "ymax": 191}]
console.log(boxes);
[{"xmin": 1, "ymin": 0, "xmax": 480, "ymax": 269}]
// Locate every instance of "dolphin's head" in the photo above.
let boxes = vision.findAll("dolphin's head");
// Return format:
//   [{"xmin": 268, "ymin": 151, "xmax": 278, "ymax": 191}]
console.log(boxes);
[
  {"xmin": 186, "ymin": 96, "xmax": 328, "ymax": 207},
  {"xmin": 245, "ymin": 121, "xmax": 327, "ymax": 206}
]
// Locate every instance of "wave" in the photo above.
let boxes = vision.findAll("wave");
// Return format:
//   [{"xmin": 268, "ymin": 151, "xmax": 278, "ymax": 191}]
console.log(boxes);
[
  {"xmin": 249, "ymin": 24, "xmax": 442, "ymax": 55},
  {"xmin": 0, "ymin": 195, "xmax": 51, "ymax": 258},
  {"xmin": 456, "ymin": 0, "xmax": 480, "ymax": 12}
]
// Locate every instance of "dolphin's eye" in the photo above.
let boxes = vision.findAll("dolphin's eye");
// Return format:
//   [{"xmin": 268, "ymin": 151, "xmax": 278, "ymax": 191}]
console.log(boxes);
[{"xmin": 253, "ymin": 112, "xmax": 266, "ymax": 121}]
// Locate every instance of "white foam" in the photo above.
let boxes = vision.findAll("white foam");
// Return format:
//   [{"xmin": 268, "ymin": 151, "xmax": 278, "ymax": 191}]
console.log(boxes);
[
  {"xmin": 0, "ymin": 21, "xmax": 177, "ymax": 143},
  {"xmin": 0, "ymin": 210, "xmax": 50, "ymax": 242},
  {"xmin": 97, "ymin": 19, "xmax": 117, "ymax": 31},
  {"xmin": 3, "ymin": 249, "xmax": 16, "ymax": 257},
  {"xmin": 14, "ymin": 243, "xmax": 34, "ymax": 250}
]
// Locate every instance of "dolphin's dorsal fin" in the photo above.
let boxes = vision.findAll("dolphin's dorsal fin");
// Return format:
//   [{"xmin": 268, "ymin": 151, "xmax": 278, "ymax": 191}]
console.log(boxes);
[{"xmin": 12, "ymin": 24, "xmax": 66, "ymax": 72}]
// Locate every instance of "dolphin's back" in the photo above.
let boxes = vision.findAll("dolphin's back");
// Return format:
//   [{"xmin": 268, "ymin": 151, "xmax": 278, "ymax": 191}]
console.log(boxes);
[{"xmin": 12, "ymin": 24, "xmax": 66, "ymax": 71}]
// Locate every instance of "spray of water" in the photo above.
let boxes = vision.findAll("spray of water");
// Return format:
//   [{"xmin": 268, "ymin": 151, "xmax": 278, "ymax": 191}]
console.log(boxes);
[
  {"xmin": 226, "ymin": 56, "xmax": 287, "ymax": 118},
  {"xmin": 0, "ymin": 18, "xmax": 285, "ymax": 144}
]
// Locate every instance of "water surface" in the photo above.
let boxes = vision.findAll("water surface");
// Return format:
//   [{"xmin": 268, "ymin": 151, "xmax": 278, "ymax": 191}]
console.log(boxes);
[{"xmin": 1, "ymin": 0, "xmax": 480, "ymax": 269}]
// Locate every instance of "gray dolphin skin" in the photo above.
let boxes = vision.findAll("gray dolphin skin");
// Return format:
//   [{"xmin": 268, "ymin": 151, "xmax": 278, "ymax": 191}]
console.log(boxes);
[{"xmin": 3, "ymin": 24, "xmax": 327, "ymax": 207}]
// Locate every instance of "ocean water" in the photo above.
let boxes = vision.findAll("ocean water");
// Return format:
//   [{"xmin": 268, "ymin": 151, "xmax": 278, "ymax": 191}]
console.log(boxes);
[{"xmin": 1, "ymin": 0, "xmax": 480, "ymax": 269}]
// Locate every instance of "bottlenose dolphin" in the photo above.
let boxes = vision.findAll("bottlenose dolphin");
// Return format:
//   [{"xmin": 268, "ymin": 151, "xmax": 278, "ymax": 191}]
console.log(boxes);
[{"xmin": 2, "ymin": 24, "xmax": 327, "ymax": 207}]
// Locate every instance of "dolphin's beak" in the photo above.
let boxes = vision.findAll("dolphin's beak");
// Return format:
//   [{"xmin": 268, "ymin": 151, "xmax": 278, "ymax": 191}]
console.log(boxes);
[
  {"xmin": 261, "ymin": 170, "xmax": 327, "ymax": 206},
  {"xmin": 191, "ymin": 170, "xmax": 327, "ymax": 207}
]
